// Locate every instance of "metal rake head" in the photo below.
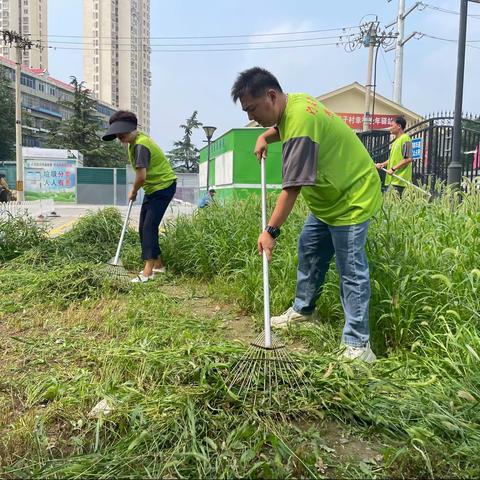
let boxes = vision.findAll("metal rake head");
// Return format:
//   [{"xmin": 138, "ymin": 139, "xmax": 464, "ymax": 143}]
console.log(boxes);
[
  {"xmin": 226, "ymin": 332, "xmax": 314, "ymax": 414},
  {"xmin": 105, "ymin": 261, "xmax": 131, "ymax": 283}
]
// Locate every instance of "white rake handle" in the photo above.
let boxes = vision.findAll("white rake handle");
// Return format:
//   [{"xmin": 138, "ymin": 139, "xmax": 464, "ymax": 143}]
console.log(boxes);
[
  {"xmin": 113, "ymin": 200, "xmax": 134, "ymax": 265},
  {"xmin": 382, "ymin": 168, "xmax": 431, "ymax": 197},
  {"xmin": 260, "ymin": 156, "xmax": 272, "ymax": 349}
]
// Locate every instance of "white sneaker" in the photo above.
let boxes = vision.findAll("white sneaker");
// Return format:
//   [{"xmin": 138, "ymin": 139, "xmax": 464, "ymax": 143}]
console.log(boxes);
[
  {"xmin": 341, "ymin": 342, "xmax": 376, "ymax": 363},
  {"xmin": 131, "ymin": 273, "xmax": 154, "ymax": 283},
  {"xmin": 271, "ymin": 307, "xmax": 313, "ymax": 329}
]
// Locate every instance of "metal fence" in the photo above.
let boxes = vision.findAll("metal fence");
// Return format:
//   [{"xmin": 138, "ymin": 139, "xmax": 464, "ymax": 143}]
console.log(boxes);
[
  {"xmin": 0, "ymin": 199, "xmax": 55, "ymax": 220},
  {"xmin": 358, "ymin": 114, "xmax": 480, "ymax": 186},
  {"xmin": 77, "ymin": 167, "xmax": 127, "ymax": 205},
  {"xmin": 174, "ymin": 173, "xmax": 199, "ymax": 205}
]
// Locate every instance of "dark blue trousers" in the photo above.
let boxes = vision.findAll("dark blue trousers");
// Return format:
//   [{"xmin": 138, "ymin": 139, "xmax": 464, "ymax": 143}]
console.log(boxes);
[{"xmin": 139, "ymin": 181, "xmax": 176, "ymax": 260}]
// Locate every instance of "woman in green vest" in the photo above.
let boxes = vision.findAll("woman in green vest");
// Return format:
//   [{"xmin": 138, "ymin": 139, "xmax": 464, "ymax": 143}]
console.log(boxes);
[
  {"xmin": 103, "ymin": 111, "xmax": 177, "ymax": 283},
  {"xmin": 375, "ymin": 116, "xmax": 413, "ymax": 197}
]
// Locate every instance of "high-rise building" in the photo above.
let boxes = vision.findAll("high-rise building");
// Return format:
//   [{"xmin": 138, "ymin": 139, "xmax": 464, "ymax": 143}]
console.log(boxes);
[
  {"xmin": 0, "ymin": 0, "xmax": 48, "ymax": 70},
  {"xmin": 83, "ymin": 0, "xmax": 151, "ymax": 133}
]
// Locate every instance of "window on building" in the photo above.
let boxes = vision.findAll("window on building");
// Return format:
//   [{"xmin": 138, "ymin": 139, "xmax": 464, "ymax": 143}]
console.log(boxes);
[{"xmin": 21, "ymin": 75, "xmax": 35, "ymax": 89}]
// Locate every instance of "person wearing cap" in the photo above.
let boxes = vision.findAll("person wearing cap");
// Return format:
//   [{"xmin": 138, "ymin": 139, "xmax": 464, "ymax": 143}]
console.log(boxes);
[
  {"xmin": 198, "ymin": 188, "xmax": 216, "ymax": 208},
  {"xmin": 103, "ymin": 110, "xmax": 177, "ymax": 283}
]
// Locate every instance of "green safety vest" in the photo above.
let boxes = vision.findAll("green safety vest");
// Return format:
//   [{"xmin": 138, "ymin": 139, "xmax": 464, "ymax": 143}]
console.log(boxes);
[
  {"xmin": 128, "ymin": 132, "xmax": 176, "ymax": 195},
  {"xmin": 385, "ymin": 133, "xmax": 412, "ymax": 187}
]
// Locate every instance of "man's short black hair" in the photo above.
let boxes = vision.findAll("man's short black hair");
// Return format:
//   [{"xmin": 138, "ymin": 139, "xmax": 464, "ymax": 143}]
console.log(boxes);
[
  {"xmin": 231, "ymin": 67, "xmax": 283, "ymax": 103},
  {"xmin": 109, "ymin": 110, "xmax": 138, "ymax": 126},
  {"xmin": 209, "ymin": 188, "xmax": 216, "ymax": 194},
  {"xmin": 394, "ymin": 116, "xmax": 407, "ymax": 130}
]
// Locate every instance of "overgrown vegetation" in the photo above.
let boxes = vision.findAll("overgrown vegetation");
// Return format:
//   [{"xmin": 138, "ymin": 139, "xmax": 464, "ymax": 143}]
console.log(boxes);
[{"xmin": 1, "ymin": 185, "xmax": 479, "ymax": 478}]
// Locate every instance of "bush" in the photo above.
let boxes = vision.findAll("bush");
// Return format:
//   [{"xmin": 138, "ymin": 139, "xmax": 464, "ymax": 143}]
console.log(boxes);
[{"xmin": 0, "ymin": 215, "xmax": 48, "ymax": 262}]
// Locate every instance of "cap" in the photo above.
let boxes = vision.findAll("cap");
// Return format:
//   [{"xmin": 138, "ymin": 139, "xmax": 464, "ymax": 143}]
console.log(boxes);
[{"xmin": 102, "ymin": 120, "xmax": 137, "ymax": 141}]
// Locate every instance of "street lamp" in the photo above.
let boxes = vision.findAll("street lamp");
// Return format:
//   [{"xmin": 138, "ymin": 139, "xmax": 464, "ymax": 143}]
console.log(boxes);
[
  {"xmin": 448, "ymin": 0, "xmax": 480, "ymax": 186},
  {"xmin": 202, "ymin": 126, "xmax": 216, "ymax": 193}
]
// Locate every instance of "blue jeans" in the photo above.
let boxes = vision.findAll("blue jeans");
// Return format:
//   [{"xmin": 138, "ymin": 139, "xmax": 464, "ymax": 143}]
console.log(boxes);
[{"xmin": 293, "ymin": 214, "xmax": 371, "ymax": 347}]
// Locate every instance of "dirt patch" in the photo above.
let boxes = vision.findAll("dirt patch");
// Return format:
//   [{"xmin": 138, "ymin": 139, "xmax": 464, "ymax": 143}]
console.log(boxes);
[
  {"xmin": 321, "ymin": 420, "xmax": 381, "ymax": 464},
  {"xmin": 222, "ymin": 313, "xmax": 257, "ymax": 344},
  {"xmin": 160, "ymin": 282, "xmax": 257, "ymax": 344}
]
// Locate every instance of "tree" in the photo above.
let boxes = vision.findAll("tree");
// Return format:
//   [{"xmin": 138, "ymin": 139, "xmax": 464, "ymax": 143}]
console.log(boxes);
[
  {"xmin": 167, "ymin": 111, "xmax": 203, "ymax": 172},
  {"xmin": 0, "ymin": 66, "xmax": 15, "ymax": 162},
  {"xmin": 47, "ymin": 77, "xmax": 127, "ymax": 167}
]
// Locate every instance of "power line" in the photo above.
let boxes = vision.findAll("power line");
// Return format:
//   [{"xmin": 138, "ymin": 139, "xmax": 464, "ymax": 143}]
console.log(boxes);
[
  {"xmin": 380, "ymin": 48, "xmax": 394, "ymax": 85},
  {"xmin": 419, "ymin": 31, "xmax": 480, "ymax": 49},
  {"xmin": 34, "ymin": 25, "xmax": 360, "ymax": 41},
  {"xmin": 43, "ymin": 40, "xmax": 353, "ymax": 53},
  {"xmin": 32, "ymin": 32, "xmax": 358, "ymax": 48},
  {"xmin": 419, "ymin": 2, "xmax": 480, "ymax": 19}
]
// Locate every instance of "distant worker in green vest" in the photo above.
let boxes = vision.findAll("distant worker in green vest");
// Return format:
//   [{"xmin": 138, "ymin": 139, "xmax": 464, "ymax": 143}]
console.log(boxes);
[
  {"xmin": 375, "ymin": 116, "xmax": 413, "ymax": 197},
  {"xmin": 103, "ymin": 111, "xmax": 177, "ymax": 283},
  {"xmin": 231, "ymin": 67, "xmax": 382, "ymax": 363}
]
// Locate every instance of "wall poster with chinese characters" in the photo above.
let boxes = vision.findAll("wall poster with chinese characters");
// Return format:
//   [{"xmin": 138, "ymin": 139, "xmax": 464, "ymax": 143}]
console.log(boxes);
[{"xmin": 24, "ymin": 157, "xmax": 77, "ymax": 202}]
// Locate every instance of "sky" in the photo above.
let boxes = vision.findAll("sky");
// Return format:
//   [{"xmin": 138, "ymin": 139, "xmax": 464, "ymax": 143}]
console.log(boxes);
[{"xmin": 47, "ymin": 0, "xmax": 480, "ymax": 152}]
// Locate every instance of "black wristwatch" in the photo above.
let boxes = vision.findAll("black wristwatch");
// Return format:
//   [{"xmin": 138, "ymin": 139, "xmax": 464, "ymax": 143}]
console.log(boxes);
[{"xmin": 265, "ymin": 225, "xmax": 281, "ymax": 239}]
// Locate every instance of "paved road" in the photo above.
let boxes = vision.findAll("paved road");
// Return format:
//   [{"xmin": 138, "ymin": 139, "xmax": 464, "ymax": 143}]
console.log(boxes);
[{"xmin": 46, "ymin": 200, "xmax": 196, "ymax": 237}]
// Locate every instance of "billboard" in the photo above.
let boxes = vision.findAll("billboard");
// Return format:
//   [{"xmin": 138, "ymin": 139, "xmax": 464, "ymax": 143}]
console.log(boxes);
[
  {"xmin": 23, "ymin": 148, "xmax": 82, "ymax": 202},
  {"xmin": 337, "ymin": 113, "xmax": 398, "ymax": 131}
]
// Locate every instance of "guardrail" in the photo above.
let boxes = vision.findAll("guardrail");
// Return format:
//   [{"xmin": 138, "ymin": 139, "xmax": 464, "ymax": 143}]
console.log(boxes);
[{"xmin": 0, "ymin": 199, "xmax": 55, "ymax": 220}]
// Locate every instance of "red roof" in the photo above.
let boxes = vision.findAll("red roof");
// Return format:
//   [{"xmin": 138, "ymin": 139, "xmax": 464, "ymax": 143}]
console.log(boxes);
[{"xmin": 0, "ymin": 54, "xmax": 74, "ymax": 91}]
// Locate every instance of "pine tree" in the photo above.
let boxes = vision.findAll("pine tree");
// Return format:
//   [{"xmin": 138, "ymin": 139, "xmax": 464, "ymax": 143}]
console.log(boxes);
[
  {"xmin": 47, "ymin": 77, "xmax": 127, "ymax": 167},
  {"xmin": 167, "ymin": 111, "xmax": 203, "ymax": 172}
]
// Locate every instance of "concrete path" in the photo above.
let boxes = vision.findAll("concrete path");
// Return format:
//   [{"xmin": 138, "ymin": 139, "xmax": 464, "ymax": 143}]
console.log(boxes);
[{"xmin": 45, "ymin": 200, "xmax": 196, "ymax": 237}]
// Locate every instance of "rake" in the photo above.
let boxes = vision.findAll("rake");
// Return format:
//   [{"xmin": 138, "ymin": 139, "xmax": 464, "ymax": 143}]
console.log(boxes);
[
  {"xmin": 382, "ymin": 168, "xmax": 431, "ymax": 196},
  {"xmin": 106, "ymin": 200, "xmax": 133, "ymax": 280},
  {"xmin": 227, "ymin": 156, "xmax": 313, "ymax": 413}
]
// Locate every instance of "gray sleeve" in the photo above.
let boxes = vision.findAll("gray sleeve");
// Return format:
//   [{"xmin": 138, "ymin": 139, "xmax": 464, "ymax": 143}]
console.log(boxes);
[
  {"xmin": 402, "ymin": 141, "xmax": 412, "ymax": 159},
  {"xmin": 134, "ymin": 144, "xmax": 151, "ymax": 168},
  {"xmin": 282, "ymin": 137, "xmax": 318, "ymax": 188}
]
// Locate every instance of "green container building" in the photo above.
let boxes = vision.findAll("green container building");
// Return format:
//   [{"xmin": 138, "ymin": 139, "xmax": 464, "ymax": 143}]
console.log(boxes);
[{"xmin": 199, "ymin": 128, "xmax": 283, "ymax": 200}]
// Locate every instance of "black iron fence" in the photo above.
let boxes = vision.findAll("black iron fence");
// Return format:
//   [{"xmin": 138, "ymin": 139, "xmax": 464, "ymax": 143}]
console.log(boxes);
[{"xmin": 358, "ymin": 113, "xmax": 480, "ymax": 187}]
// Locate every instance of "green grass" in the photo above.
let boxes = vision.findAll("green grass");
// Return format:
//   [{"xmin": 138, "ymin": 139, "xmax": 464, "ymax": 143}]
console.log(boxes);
[
  {"xmin": 1, "ymin": 183, "xmax": 479, "ymax": 478},
  {"xmin": 25, "ymin": 191, "xmax": 76, "ymax": 202}
]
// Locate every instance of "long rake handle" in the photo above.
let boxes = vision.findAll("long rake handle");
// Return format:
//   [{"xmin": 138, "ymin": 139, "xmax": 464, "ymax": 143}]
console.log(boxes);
[
  {"xmin": 260, "ymin": 156, "xmax": 272, "ymax": 349},
  {"xmin": 113, "ymin": 200, "xmax": 134, "ymax": 265},
  {"xmin": 381, "ymin": 168, "xmax": 431, "ymax": 196}
]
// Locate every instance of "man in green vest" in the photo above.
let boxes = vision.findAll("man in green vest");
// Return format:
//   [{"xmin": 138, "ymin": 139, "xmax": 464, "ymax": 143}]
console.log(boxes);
[
  {"xmin": 375, "ymin": 116, "xmax": 413, "ymax": 196},
  {"xmin": 103, "ymin": 111, "xmax": 177, "ymax": 283},
  {"xmin": 232, "ymin": 67, "xmax": 382, "ymax": 363}
]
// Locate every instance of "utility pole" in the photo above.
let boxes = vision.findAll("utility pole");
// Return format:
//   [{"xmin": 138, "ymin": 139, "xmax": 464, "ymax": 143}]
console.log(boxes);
[
  {"xmin": 393, "ymin": 0, "xmax": 405, "ymax": 104},
  {"xmin": 387, "ymin": 1, "xmax": 421, "ymax": 105},
  {"xmin": 15, "ymin": 45, "xmax": 23, "ymax": 200},
  {"xmin": 448, "ymin": 0, "xmax": 469, "ymax": 186},
  {"xmin": 1, "ymin": 30, "xmax": 38, "ymax": 201},
  {"xmin": 346, "ymin": 18, "xmax": 396, "ymax": 132},
  {"xmin": 363, "ymin": 23, "xmax": 377, "ymax": 132}
]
